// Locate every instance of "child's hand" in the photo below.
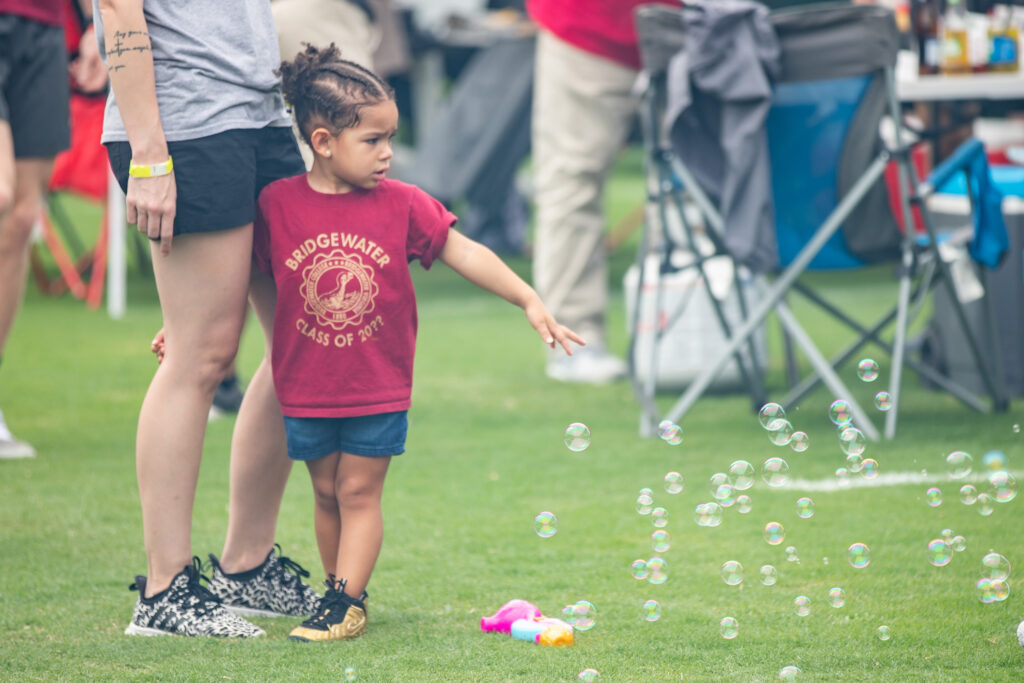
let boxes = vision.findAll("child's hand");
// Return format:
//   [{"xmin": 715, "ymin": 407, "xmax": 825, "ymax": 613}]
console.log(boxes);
[
  {"xmin": 151, "ymin": 328, "xmax": 166, "ymax": 364},
  {"xmin": 523, "ymin": 298, "xmax": 585, "ymax": 355}
]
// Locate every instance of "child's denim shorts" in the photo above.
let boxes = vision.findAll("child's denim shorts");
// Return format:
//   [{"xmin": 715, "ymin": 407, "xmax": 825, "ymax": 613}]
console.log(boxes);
[{"xmin": 282, "ymin": 411, "xmax": 408, "ymax": 461}]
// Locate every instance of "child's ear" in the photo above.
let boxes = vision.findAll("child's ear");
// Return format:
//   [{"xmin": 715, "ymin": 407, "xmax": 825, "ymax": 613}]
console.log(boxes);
[{"xmin": 310, "ymin": 127, "xmax": 334, "ymax": 158}]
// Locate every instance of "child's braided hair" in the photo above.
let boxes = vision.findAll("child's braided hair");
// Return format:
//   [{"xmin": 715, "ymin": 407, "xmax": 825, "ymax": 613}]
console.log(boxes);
[{"xmin": 278, "ymin": 43, "xmax": 394, "ymax": 148}]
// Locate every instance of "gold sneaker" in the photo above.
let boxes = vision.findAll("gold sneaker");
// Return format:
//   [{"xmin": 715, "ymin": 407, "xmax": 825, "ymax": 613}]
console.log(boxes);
[{"xmin": 289, "ymin": 576, "xmax": 367, "ymax": 642}]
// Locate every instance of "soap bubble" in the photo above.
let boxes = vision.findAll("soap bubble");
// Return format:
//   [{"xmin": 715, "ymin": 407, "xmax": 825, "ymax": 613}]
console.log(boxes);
[
  {"xmin": 564, "ymin": 600, "xmax": 596, "ymax": 631},
  {"xmin": 941, "ymin": 528, "xmax": 954, "ymax": 543},
  {"xmin": 651, "ymin": 529, "xmax": 670, "ymax": 553},
  {"xmin": 760, "ymin": 564, "xmax": 778, "ymax": 586},
  {"xmin": 959, "ymin": 484, "xmax": 978, "ymax": 505},
  {"xmin": 694, "ymin": 502, "xmax": 724, "ymax": 527},
  {"xmin": 789, "ymin": 431, "xmax": 810, "ymax": 452},
  {"xmin": 564, "ymin": 423, "xmax": 591, "ymax": 452},
  {"xmin": 980, "ymin": 552, "xmax": 1010, "ymax": 581},
  {"xmin": 651, "ymin": 506, "xmax": 669, "ymax": 528},
  {"xmin": 764, "ymin": 521, "xmax": 786, "ymax": 545},
  {"xmin": 768, "ymin": 420, "xmax": 795, "ymax": 446},
  {"xmin": 721, "ymin": 560, "xmax": 744, "ymax": 586},
  {"xmin": 641, "ymin": 599, "xmax": 661, "ymax": 622},
  {"xmin": 877, "ymin": 625, "xmax": 891, "ymax": 641},
  {"xmin": 779, "ymin": 665, "xmax": 801, "ymax": 680},
  {"xmin": 976, "ymin": 578, "xmax": 997, "ymax": 604},
  {"xmin": 344, "ymin": 667, "xmax": 357, "ymax": 681},
  {"xmin": 839, "ymin": 427, "xmax": 866, "ymax": 457},
  {"xmin": 951, "ymin": 535, "xmax": 967, "ymax": 552},
  {"xmin": 982, "ymin": 449, "xmax": 1007, "ymax": 471},
  {"xmin": 664, "ymin": 471, "xmax": 684, "ymax": 494},
  {"xmin": 828, "ymin": 586, "xmax": 846, "ymax": 608},
  {"xmin": 658, "ymin": 420, "xmax": 684, "ymax": 445},
  {"xmin": 861, "ymin": 458, "xmax": 879, "ymax": 479},
  {"xmin": 977, "ymin": 493, "xmax": 995, "ymax": 516},
  {"xmin": 736, "ymin": 494, "xmax": 753, "ymax": 514},
  {"xmin": 719, "ymin": 616, "xmax": 739, "ymax": 639},
  {"xmin": 848, "ymin": 542, "xmax": 870, "ymax": 568},
  {"xmin": 785, "ymin": 545, "xmax": 800, "ymax": 563},
  {"xmin": 925, "ymin": 488, "xmax": 942, "ymax": 507},
  {"xmin": 647, "ymin": 557, "xmax": 668, "ymax": 585},
  {"xmin": 946, "ymin": 450, "xmax": 973, "ymax": 479},
  {"xmin": 630, "ymin": 559, "xmax": 648, "ymax": 580},
  {"xmin": 846, "ymin": 453, "xmax": 864, "ymax": 473},
  {"xmin": 992, "ymin": 579, "xmax": 1010, "ymax": 602},
  {"xmin": 534, "ymin": 511, "xmax": 557, "ymax": 538},
  {"xmin": 713, "ymin": 484, "xmax": 735, "ymax": 507},
  {"xmin": 835, "ymin": 467, "xmax": 851, "ymax": 486},
  {"xmin": 874, "ymin": 391, "xmax": 892, "ymax": 411},
  {"xmin": 927, "ymin": 539, "xmax": 952, "ymax": 567},
  {"xmin": 857, "ymin": 358, "xmax": 879, "ymax": 382},
  {"xmin": 635, "ymin": 494, "xmax": 654, "ymax": 515},
  {"xmin": 578, "ymin": 669, "xmax": 601, "ymax": 682},
  {"xmin": 793, "ymin": 595, "xmax": 811, "ymax": 617},
  {"xmin": 709, "ymin": 472, "xmax": 732, "ymax": 495},
  {"xmin": 728, "ymin": 460, "xmax": 755, "ymax": 491},
  {"xmin": 759, "ymin": 402, "xmax": 786, "ymax": 430},
  {"xmin": 761, "ymin": 457, "xmax": 790, "ymax": 487},
  {"xmin": 829, "ymin": 399, "xmax": 853, "ymax": 426},
  {"xmin": 987, "ymin": 470, "xmax": 1017, "ymax": 503},
  {"xmin": 796, "ymin": 497, "xmax": 815, "ymax": 519}
]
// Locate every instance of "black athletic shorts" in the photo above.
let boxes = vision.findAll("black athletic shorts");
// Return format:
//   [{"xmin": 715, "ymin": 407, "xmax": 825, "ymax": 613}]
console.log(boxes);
[
  {"xmin": 106, "ymin": 125, "xmax": 304, "ymax": 237},
  {"xmin": 0, "ymin": 14, "xmax": 70, "ymax": 158}
]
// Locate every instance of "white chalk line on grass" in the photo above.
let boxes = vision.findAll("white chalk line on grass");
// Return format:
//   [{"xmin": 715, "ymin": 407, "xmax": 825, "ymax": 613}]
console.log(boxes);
[{"xmin": 783, "ymin": 469, "xmax": 1024, "ymax": 492}]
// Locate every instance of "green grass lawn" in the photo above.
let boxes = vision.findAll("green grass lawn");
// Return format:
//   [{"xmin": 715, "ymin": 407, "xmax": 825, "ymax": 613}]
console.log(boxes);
[{"xmin": 1, "ymin": 153, "xmax": 1023, "ymax": 681}]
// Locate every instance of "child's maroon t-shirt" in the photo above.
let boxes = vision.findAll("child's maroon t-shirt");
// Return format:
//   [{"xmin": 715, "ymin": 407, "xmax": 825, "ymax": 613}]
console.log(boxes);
[{"xmin": 254, "ymin": 175, "xmax": 454, "ymax": 418}]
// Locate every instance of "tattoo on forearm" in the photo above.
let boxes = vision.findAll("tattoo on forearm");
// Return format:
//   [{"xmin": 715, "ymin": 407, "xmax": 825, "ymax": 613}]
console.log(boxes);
[{"xmin": 107, "ymin": 29, "xmax": 151, "ymax": 71}]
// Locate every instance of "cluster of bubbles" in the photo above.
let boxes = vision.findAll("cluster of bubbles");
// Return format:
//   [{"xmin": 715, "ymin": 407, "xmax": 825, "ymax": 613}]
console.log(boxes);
[
  {"xmin": 977, "ymin": 552, "xmax": 1012, "ymax": 604},
  {"xmin": 544, "ymin": 395, "xmax": 1015, "ymax": 678},
  {"xmin": 930, "ymin": 450, "xmax": 1018, "ymax": 516}
]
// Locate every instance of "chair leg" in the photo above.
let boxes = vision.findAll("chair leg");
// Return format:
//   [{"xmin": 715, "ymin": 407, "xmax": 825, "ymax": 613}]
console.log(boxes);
[{"xmin": 775, "ymin": 302, "xmax": 881, "ymax": 441}]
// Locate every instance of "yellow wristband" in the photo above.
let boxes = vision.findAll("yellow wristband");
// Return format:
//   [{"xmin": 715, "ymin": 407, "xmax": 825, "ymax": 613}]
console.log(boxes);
[{"xmin": 128, "ymin": 156, "xmax": 173, "ymax": 178}]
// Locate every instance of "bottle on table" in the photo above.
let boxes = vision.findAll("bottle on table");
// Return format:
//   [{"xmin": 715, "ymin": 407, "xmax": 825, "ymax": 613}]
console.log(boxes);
[
  {"xmin": 988, "ymin": 5, "xmax": 1020, "ymax": 73},
  {"xmin": 940, "ymin": 0, "xmax": 971, "ymax": 74},
  {"xmin": 913, "ymin": 0, "xmax": 941, "ymax": 75}
]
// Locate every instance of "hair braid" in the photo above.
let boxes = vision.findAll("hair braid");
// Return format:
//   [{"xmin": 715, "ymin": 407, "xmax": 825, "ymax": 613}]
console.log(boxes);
[{"xmin": 278, "ymin": 43, "xmax": 395, "ymax": 148}]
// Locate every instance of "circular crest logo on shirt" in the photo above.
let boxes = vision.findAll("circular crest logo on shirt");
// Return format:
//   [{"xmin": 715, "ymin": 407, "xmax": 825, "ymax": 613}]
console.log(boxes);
[{"xmin": 301, "ymin": 250, "xmax": 378, "ymax": 330}]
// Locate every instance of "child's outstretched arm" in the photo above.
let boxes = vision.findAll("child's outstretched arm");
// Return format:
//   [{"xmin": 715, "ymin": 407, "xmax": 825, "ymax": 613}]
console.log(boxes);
[{"xmin": 438, "ymin": 229, "xmax": 584, "ymax": 355}]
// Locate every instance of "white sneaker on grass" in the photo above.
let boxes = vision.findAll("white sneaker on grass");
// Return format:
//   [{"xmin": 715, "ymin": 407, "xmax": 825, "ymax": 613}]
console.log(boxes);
[
  {"xmin": 0, "ymin": 409, "xmax": 34, "ymax": 459},
  {"xmin": 546, "ymin": 345, "xmax": 628, "ymax": 384}
]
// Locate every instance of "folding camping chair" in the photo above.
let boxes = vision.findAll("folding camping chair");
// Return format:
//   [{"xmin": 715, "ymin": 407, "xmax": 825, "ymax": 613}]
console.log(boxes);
[{"xmin": 630, "ymin": 1, "xmax": 1008, "ymax": 440}]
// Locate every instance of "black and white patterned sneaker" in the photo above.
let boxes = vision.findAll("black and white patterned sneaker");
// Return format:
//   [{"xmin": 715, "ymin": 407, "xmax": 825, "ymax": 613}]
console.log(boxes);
[
  {"xmin": 124, "ymin": 557, "xmax": 264, "ymax": 637},
  {"xmin": 207, "ymin": 544, "xmax": 322, "ymax": 618},
  {"xmin": 289, "ymin": 576, "xmax": 368, "ymax": 642}
]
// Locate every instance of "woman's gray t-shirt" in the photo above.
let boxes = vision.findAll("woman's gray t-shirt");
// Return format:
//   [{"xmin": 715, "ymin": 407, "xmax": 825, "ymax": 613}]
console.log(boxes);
[{"xmin": 94, "ymin": 0, "xmax": 291, "ymax": 143}]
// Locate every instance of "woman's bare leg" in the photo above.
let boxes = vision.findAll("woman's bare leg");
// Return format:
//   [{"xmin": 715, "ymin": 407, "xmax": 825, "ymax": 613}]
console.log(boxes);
[
  {"xmin": 218, "ymin": 266, "xmax": 293, "ymax": 573},
  {"xmin": 137, "ymin": 226, "xmax": 252, "ymax": 596}
]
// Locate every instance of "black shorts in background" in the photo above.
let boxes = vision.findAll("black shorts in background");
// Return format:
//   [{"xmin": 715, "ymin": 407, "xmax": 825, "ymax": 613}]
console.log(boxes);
[
  {"xmin": 106, "ymin": 125, "xmax": 305, "ymax": 237},
  {"xmin": 0, "ymin": 14, "xmax": 70, "ymax": 158}
]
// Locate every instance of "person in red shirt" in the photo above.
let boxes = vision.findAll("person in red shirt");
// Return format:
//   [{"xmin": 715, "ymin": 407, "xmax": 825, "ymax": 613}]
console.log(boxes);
[
  {"xmin": 258, "ymin": 43, "xmax": 582, "ymax": 642},
  {"xmin": 528, "ymin": 0, "xmax": 679, "ymax": 384},
  {"xmin": 0, "ymin": 0, "xmax": 104, "ymax": 459}
]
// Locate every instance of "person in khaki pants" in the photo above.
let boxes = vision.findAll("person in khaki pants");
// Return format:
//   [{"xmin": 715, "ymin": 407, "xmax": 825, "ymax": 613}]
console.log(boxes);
[{"xmin": 528, "ymin": 0, "xmax": 679, "ymax": 384}]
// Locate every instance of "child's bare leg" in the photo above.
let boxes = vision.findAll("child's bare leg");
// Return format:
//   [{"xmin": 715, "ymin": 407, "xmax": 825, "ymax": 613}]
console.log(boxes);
[
  {"xmin": 335, "ymin": 453, "xmax": 391, "ymax": 597},
  {"xmin": 305, "ymin": 452, "xmax": 343, "ymax": 577}
]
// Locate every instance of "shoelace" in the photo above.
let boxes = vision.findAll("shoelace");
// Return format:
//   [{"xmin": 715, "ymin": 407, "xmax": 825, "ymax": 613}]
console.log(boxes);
[
  {"xmin": 272, "ymin": 544, "xmax": 311, "ymax": 589},
  {"xmin": 186, "ymin": 557, "xmax": 226, "ymax": 613},
  {"xmin": 303, "ymin": 575, "xmax": 347, "ymax": 627}
]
